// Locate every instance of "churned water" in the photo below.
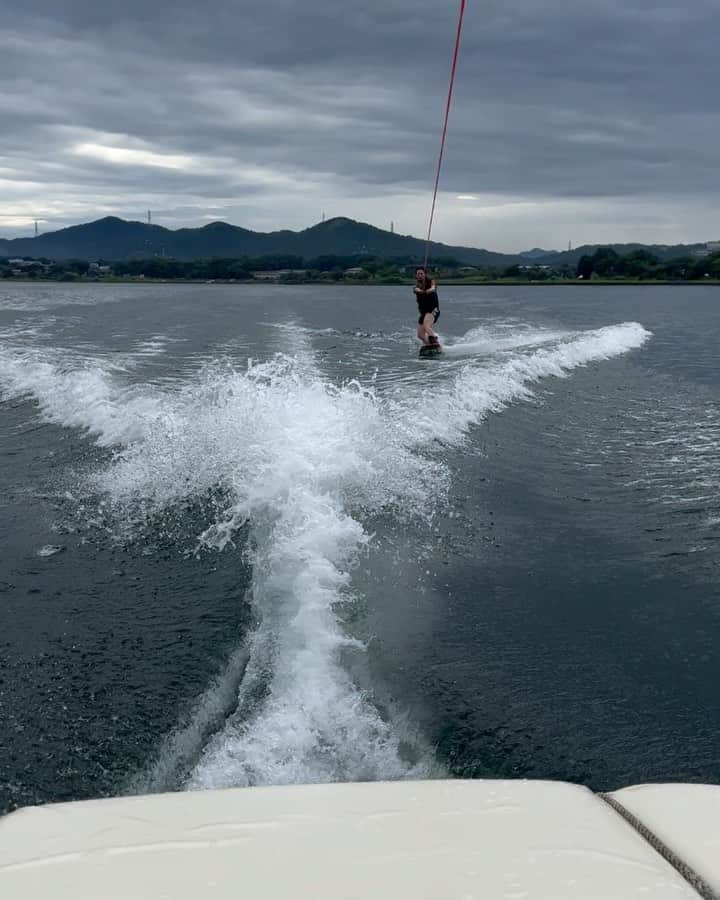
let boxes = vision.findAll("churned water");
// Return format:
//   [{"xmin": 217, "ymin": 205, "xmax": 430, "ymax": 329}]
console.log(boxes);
[{"xmin": 1, "ymin": 282, "xmax": 718, "ymax": 813}]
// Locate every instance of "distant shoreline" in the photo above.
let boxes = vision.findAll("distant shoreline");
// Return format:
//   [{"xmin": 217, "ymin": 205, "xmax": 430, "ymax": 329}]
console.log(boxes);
[{"xmin": 4, "ymin": 277, "xmax": 719, "ymax": 287}]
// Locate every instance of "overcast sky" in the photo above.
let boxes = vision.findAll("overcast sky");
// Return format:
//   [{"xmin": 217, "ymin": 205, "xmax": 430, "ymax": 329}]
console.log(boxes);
[{"xmin": 1, "ymin": 0, "xmax": 718, "ymax": 251}]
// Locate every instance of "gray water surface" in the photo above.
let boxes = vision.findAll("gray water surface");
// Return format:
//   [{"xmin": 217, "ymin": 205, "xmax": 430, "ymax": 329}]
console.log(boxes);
[{"xmin": 1, "ymin": 282, "xmax": 719, "ymax": 812}]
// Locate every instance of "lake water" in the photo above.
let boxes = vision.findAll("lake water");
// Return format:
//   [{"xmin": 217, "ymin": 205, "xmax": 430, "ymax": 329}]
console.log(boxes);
[{"xmin": 1, "ymin": 281, "xmax": 719, "ymax": 813}]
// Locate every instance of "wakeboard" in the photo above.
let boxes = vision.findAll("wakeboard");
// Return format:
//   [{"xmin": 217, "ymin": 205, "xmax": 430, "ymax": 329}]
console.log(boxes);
[{"xmin": 419, "ymin": 344, "xmax": 442, "ymax": 358}]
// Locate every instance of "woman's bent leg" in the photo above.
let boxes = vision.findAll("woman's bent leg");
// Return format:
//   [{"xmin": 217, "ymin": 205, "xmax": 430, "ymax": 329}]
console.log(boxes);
[{"xmin": 423, "ymin": 312, "xmax": 437, "ymax": 340}]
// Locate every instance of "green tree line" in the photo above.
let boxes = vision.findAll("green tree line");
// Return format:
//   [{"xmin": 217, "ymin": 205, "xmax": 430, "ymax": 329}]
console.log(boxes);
[
  {"xmin": 2, "ymin": 248, "xmax": 719, "ymax": 282},
  {"xmin": 574, "ymin": 247, "xmax": 720, "ymax": 281}
]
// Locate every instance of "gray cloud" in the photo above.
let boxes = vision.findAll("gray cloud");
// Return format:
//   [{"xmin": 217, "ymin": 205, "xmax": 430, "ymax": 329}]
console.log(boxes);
[{"xmin": 1, "ymin": 0, "xmax": 718, "ymax": 250}]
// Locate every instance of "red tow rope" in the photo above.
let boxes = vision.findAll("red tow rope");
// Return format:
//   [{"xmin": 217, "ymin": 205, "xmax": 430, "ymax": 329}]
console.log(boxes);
[{"xmin": 423, "ymin": 0, "xmax": 468, "ymax": 272}]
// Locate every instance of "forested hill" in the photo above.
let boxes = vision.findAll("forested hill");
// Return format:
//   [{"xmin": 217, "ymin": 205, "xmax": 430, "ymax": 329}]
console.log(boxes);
[
  {"xmin": 2, "ymin": 216, "xmax": 715, "ymax": 270},
  {"xmin": 532, "ymin": 241, "xmax": 713, "ymax": 267},
  {"xmin": 0, "ymin": 216, "xmax": 518, "ymax": 266}
]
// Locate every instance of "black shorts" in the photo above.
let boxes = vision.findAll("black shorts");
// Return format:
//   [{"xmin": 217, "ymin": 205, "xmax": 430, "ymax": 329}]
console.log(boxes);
[{"xmin": 418, "ymin": 307, "xmax": 440, "ymax": 326}]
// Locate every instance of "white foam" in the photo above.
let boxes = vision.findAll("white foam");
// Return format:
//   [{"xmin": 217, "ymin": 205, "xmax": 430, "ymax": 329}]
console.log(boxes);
[
  {"xmin": 442, "ymin": 324, "xmax": 572, "ymax": 357},
  {"xmin": 96, "ymin": 354, "xmax": 432, "ymax": 520},
  {"xmin": 188, "ymin": 488, "xmax": 430, "ymax": 789},
  {"xmin": 96, "ymin": 351, "xmax": 435, "ymax": 789},
  {"xmin": 0, "ymin": 345, "xmax": 164, "ymax": 446},
  {"xmin": 132, "ymin": 336, "xmax": 170, "ymax": 357},
  {"xmin": 394, "ymin": 322, "xmax": 651, "ymax": 448},
  {"xmin": 36, "ymin": 544, "xmax": 64, "ymax": 558},
  {"xmin": 189, "ymin": 323, "xmax": 650, "ymax": 788},
  {"xmin": 0, "ymin": 320, "xmax": 651, "ymax": 789}
]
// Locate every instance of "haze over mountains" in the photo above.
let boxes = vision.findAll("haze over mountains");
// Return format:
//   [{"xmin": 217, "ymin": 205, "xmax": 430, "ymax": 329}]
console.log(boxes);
[{"xmin": 0, "ymin": 216, "xmax": 714, "ymax": 268}]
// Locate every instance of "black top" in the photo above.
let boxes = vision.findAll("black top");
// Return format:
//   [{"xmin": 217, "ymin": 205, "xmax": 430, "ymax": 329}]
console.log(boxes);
[{"xmin": 416, "ymin": 279, "xmax": 439, "ymax": 314}]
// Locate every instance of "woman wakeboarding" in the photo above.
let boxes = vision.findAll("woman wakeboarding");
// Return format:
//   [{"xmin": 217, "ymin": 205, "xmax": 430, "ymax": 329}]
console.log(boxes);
[
  {"xmin": 414, "ymin": 267, "xmax": 441, "ymax": 349},
  {"xmin": 412, "ymin": 0, "xmax": 466, "ymax": 354}
]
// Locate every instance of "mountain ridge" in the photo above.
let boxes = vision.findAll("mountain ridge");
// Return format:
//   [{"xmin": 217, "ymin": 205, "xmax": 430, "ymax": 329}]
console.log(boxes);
[
  {"xmin": 0, "ymin": 216, "xmax": 517, "ymax": 266},
  {"xmin": 0, "ymin": 216, "xmax": 715, "ymax": 267}
]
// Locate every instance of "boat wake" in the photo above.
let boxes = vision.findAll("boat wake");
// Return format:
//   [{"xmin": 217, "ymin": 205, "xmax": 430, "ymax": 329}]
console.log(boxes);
[{"xmin": 0, "ymin": 320, "xmax": 650, "ymax": 790}]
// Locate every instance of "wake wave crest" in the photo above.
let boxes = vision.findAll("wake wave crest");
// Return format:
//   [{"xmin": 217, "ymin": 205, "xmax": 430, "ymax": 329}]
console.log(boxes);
[{"xmin": 0, "ymin": 321, "xmax": 650, "ymax": 789}]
